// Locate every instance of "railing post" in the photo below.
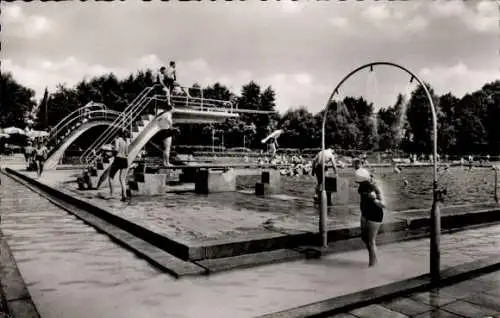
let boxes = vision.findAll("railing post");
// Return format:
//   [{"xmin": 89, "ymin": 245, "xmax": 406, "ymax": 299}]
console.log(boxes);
[
  {"xmin": 201, "ymin": 89, "xmax": 204, "ymax": 111},
  {"xmin": 494, "ymin": 167, "xmax": 498, "ymax": 204}
]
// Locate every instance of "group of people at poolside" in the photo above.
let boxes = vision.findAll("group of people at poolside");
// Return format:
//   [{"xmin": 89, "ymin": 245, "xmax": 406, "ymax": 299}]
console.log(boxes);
[
  {"xmin": 99, "ymin": 58, "xmax": 181, "ymax": 199},
  {"xmin": 23, "ymin": 140, "xmax": 48, "ymax": 178},
  {"xmin": 312, "ymin": 147, "xmax": 386, "ymax": 267},
  {"xmin": 102, "ymin": 132, "xmax": 386, "ymax": 266},
  {"xmin": 21, "ymin": 60, "xmax": 386, "ymax": 267},
  {"xmin": 260, "ymin": 136, "xmax": 386, "ymax": 267}
]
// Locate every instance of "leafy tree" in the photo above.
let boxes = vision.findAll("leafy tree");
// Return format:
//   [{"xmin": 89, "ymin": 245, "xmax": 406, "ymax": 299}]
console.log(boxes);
[
  {"xmin": 3, "ymin": 69, "xmax": 500, "ymax": 158},
  {"xmin": 454, "ymin": 93, "xmax": 489, "ymax": 155},
  {"xmin": 279, "ymin": 107, "xmax": 316, "ymax": 149},
  {"xmin": 377, "ymin": 106, "xmax": 398, "ymax": 151},
  {"xmin": 35, "ymin": 88, "xmax": 50, "ymax": 130},
  {"xmin": 437, "ymin": 93, "xmax": 459, "ymax": 154},
  {"xmin": 45, "ymin": 84, "xmax": 80, "ymax": 129},
  {"xmin": 479, "ymin": 80, "xmax": 500, "ymax": 155},
  {"xmin": 315, "ymin": 99, "xmax": 360, "ymax": 150},
  {"xmin": 343, "ymin": 96, "xmax": 377, "ymax": 150},
  {"xmin": 0, "ymin": 72, "xmax": 36, "ymax": 128},
  {"xmin": 404, "ymin": 83, "xmax": 440, "ymax": 154},
  {"xmin": 237, "ymin": 82, "xmax": 279, "ymax": 148}
]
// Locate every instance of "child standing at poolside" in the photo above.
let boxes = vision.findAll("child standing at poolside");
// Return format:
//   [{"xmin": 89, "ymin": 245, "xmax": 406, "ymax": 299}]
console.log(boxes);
[{"xmin": 353, "ymin": 159, "xmax": 386, "ymax": 267}]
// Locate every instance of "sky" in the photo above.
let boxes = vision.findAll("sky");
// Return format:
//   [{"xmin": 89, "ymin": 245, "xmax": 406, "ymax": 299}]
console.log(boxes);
[{"xmin": 1, "ymin": 0, "xmax": 499, "ymax": 114}]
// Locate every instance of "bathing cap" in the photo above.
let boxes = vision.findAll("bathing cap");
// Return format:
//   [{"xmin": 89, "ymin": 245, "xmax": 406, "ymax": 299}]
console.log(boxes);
[{"xmin": 354, "ymin": 168, "xmax": 371, "ymax": 183}]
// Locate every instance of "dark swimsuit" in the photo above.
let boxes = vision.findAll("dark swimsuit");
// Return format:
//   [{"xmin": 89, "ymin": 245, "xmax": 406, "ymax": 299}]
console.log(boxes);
[{"xmin": 358, "ymin": 182, "xmax": 384, "ymax": 223}]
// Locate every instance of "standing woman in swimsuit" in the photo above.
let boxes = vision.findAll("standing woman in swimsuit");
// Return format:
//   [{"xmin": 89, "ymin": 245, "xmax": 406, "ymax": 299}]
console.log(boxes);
[{"xmin": 353, "ymin": 159, "xmax": 386, "ymax": 267}]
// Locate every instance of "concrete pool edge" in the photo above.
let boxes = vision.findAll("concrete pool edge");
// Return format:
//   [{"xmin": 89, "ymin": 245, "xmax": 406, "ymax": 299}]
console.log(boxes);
[
  {"xmin": 5, "ymin": 168, "xmax": 500, "ymax": 274},
  {"xmin": 0, "ymin": 230, "xmax": 41, "ymax": 318},
  {"xmin": 5, "ymin": 168, "xmax": 192, "ymax": 259},
  {"xmin": 256, "ymin": 254, "xmax": 500, "ymax": 318},
  {"xmin": 2, "ymin": 169, "xmax": 208, "ymax": 279}
]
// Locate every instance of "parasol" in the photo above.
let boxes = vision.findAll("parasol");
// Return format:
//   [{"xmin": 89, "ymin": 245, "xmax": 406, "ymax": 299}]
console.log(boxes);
[
  {"xmin": 26, "ymin": 130, "xmax": 49, "ymax": 138},
  {"xmin": 261, "ymin": 129, "xmax": 283, "ymax": 144},
  {"xmin": 2, "ymin": 127, "xmax": 26, "ymax": 135}
]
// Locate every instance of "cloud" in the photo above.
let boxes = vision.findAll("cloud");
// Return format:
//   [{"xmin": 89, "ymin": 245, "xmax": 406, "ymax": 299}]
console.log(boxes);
[
  {"xmin": 362, "ymin": 4, "xmax": 391, "ymax": 22},
  {"xmin": 3, "ymin": 4, "xmax": 23, "ymax": 22},
  {"xmin": 427, "ymin": 0, "xmax": 497, "ymax": 33},
  {"xmin": 359, "ymin": 3, "xmax": 428, "ymax": 36},
  {"xmin": 2, "ymin": 57, "xmax": 129, "ymax": 100},
  {"xmin": 280, "ymin": 1, "xmax": 306, "ymax": 14},
  {"xmin": 2, "ymin": 1, "xmax": 497, "ymax": 116},
  {"xmin": 2, "ymin": 4, "xmax": 52, "ymax": 38},
  {"xmin": 464, "ymin": 1, "xmax": 498, "ymax": 33},
  {"xmin": 418, "ymin": 62, "xmax": 500, "ymax": 97},
  {"xmin": 2, "ymin": 55, "xmax": 332, "ymax": 113},
  {"xmin": 181, "ymin": 64, "xmax": 331, "ymax": 113},
  {"xmin": 328, "ymin": 17, "xmax": 349, "ymax": 28},
  {"xmin": 405, "ymin": 16, "xmax": 428, "ymax": 32},
  {"xmin": 428, "ymin": 0, "xmax": 466, "ymax": 17}
]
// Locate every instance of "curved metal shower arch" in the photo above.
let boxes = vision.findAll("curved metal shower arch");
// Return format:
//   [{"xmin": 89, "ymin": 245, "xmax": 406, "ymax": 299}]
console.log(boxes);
[{"xmin": 320, "ymin": 61, "xmax": 440, "ymax": 283}]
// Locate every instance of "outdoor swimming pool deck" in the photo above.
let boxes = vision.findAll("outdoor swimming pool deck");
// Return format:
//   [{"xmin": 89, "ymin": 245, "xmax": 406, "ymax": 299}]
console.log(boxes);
[
  {"xmin": 1, "ymin": 165, "xmax": 500, "ymax": 317},
  {"xmin": 11, "ymin": 168, "xmax": 500, "ymax": 260},
  {"xmin": 1, "ymin": 170, "xmax": 500, "ymax": 318}
]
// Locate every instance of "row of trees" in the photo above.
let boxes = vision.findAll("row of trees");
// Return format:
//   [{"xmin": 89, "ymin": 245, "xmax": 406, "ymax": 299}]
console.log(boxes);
[{"xmin": 1, "ymin": 70, "xmax": 499, "ymax": 155}]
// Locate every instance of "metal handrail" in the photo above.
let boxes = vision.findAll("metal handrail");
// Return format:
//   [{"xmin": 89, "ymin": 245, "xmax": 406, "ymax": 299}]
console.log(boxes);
[
  {"xmin": 83, "ymin": 93, "xmax": 153, "ymax": 166},
  {"xmin": 47, "ymin": 102, "xmax": 107, "ymax": 142},
  {"xmin": 82, "ymin": 84, "xmax": 235, "ymax": 166},
  {"xmin": 152, "ymin": 94, "xmax": 234, "ymax": 112},
  {"xmin": 80, "ymin": 87, "xmax": 154, "ymax": 164},
  {"xmin": 82, "ymin": 89, "xmax": 158, "ymax": 166},
  {"xmin": 46, "ymin": 110, "xmax": 120, "ymax": 152},
  {"xmin": 46, "ymin": 108, "xmax": 118, "ymax": 146},
  {"xmin": 80, "ymin": 86, "xmax": 153, "ymax": 163},
  {"xmin": 80, "ymin": 85, "xmax": 159, "ymax": 165}
]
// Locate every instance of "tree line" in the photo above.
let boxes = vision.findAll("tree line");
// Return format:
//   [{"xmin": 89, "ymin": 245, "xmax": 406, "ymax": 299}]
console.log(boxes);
[{"xmin": 1, "ymin": 70, "xmax": 499, "ymax": 156}]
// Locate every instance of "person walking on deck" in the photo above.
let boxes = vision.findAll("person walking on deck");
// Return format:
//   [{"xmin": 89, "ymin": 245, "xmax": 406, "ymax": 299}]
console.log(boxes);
[
  {"xmin": 34, "ymin": 140, "xmax": 48, "ymax": 178},
  {"xmin": 353, "ymin": 159, "xmax": 386, "ymax": 267},
  {"xmin": 108, "ymin": 130, "xmax": 129, "ymax": 201},
  {"xmin": 24, "ymin": 141, "xmax": 35, "ymax": 170}
]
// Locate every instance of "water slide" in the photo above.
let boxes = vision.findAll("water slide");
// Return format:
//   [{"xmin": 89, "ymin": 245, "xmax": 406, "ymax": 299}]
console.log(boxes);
[
  {"xmin": 42, "ymin": 106, "xmax": 120, "ymax": 169},
  {"xmin": 44, "ymin": 120, "xmax": 117, "ymax": 170}
]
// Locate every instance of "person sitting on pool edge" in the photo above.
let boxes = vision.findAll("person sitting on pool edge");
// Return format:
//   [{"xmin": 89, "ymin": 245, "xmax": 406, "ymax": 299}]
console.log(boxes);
[
  {"xmin": 311, "ymin": 146, "xmax": 337, "ymax": 203},
  {"xmin": 353, "ymin": 158, "xmax": 386, "ymax": 267}
]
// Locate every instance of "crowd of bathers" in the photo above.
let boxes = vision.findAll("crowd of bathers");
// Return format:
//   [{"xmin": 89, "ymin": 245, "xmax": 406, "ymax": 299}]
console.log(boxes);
[{"xmin": 254, "ymin": 152, "xmax": 348, "ymax": 177}]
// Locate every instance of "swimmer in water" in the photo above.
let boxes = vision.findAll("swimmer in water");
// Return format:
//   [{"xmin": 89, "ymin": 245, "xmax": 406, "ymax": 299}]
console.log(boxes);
[{"xmin": 391, "ymin": 159, "xmax": 401, "ymax": 174}]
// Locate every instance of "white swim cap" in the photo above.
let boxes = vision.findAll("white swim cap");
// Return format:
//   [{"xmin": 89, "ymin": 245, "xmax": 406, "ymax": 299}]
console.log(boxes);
[{"xmin": 355, "ymin": 168, "xmax": 371, "ymax": 183}]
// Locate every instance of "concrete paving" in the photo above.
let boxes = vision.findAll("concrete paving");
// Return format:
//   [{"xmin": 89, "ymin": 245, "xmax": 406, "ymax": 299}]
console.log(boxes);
[
  {"xmin": 2, "ymin": 169, "xmax": 500, "ymax": 317},
  {"xmin": 331, "ymin": 270, "xmax": 500, "ymax": 318},
  {"xmin": 2, "ymin": 166, "xmax": 500, "ymax": 318}
]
